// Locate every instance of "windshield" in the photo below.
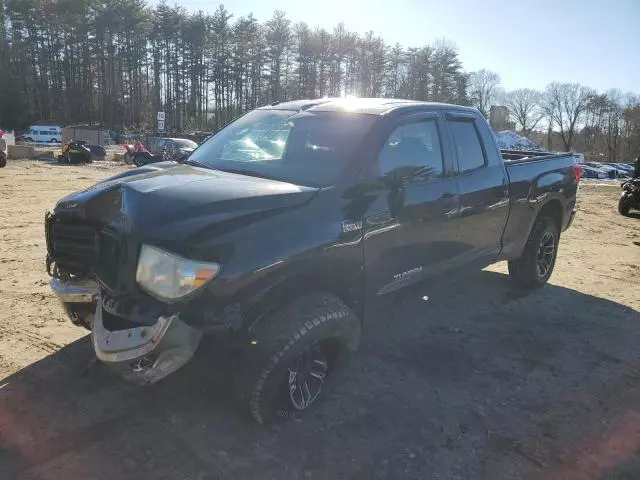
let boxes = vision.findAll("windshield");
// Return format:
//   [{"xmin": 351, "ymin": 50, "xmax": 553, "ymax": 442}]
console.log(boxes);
[
  {"xmin": 187, "ymin": 109, "xmax": 376, "ymax": 186},
  {"xmin": 172, "ymin": 139, "xmax": 198, "ymax": 149}
]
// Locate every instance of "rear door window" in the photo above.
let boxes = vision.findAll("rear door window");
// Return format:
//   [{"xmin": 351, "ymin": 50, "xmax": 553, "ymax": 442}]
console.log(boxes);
[{"xmin": 448, "ymin": 120, "xmax": 486, "ymax": 174}]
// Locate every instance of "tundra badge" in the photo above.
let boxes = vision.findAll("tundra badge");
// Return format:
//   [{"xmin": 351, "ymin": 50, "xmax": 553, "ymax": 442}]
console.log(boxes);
[{"xmin": 342, "ymin": 220, "xmax": 363, "ymax": 233}]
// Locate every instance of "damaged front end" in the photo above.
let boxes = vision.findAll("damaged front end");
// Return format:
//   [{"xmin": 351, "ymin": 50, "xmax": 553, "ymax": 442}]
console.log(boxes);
[
  {"xmin": 92, "ymin": 306, "xmax": 201, "ymax": 385},
  {"xmin": 48, "ymin": 271, "xmax": 203, "ymax": 385},
  {"xmin": 46, "ymin": 208, "xmax": 203, "ymax": 385}
]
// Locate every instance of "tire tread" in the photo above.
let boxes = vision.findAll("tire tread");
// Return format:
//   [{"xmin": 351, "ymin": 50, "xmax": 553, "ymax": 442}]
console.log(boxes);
[
  {"xmin": 234, "ymin": 293, "xmax": 359, "ymax": 424},
  {"xmin": 508, "ymin": 216, "xmax": 558, "ymax": 289}
]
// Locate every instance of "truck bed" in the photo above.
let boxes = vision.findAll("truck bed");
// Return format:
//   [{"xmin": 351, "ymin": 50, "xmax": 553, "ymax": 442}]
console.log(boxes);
[
  {"xmin": 500, "ymin": 149, "xmax": 568, "ymax": 163},
  {"xmin": 500, "ymin": 151, "xmax": 578, "ymax": 259}
]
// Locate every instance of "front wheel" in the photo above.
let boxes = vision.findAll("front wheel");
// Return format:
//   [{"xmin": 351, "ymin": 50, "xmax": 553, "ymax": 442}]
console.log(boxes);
[
  {"xmin": 618, "ymin": 194, "xmax": 632, "ymax": 216},
  {"xmin": 233, "ymin": 294, "xmax": 361, "ymax": 424},
  {"xmin": 508, "ymin": 216, "xmax": 559, "ymax": 289}
]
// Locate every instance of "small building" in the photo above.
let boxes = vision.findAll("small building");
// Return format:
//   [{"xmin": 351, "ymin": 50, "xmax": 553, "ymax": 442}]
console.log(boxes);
[
  {"xmin": 490, "ymin": 106, "xmax": 515, "ymax": 131},
  {"xmin": 62, "ymin": 125, "xmax": 113, "ymax": 146}
]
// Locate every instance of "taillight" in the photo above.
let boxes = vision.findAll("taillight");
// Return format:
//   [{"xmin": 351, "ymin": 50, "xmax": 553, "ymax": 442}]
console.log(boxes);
[{"xmin": 572, "ymin": 165, "xmax": 582, "ymax": 183}]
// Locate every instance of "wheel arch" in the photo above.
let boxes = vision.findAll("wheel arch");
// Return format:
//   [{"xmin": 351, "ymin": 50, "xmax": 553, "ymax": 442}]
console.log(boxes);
[
  {"xmin": 242, "ymin": 263, "xmax": 363, "ymax": 333},
  {"xmin": 501, "ymin": 196, "xmax": 565, "ymax": 260},
  {"xmin": 536, "ymin": 198, "xmax": 563, "ymax": 232}
]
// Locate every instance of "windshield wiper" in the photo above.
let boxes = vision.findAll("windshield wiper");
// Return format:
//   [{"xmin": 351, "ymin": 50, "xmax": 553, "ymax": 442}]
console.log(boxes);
[{"xmin": 181, "ymin": 158, "xmax": 213, "ymax": 169}]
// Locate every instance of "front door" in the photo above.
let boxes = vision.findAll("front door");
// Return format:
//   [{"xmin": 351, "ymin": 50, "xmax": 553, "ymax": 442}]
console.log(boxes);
[{"xmin": 362, "ymin": 112, "xmax": 461, "ymax": 297}]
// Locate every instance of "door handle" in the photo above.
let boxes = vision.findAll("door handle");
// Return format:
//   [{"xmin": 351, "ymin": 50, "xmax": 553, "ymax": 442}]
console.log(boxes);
[{"xmin": 502, "ymin": 178, "xmax": 509, "ymax": 195}]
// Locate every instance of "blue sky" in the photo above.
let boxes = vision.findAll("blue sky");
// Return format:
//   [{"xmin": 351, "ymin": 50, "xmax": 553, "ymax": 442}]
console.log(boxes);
[{"xmin": 150, "ymin": 0, "xmax": 639, "ymax": 94}]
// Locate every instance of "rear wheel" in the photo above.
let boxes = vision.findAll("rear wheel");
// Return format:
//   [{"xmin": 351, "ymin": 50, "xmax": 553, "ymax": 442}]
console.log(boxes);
[
  {"xmin": 508, "ymin": 216, "xmax": 559, "ymax": 289},
  {"xmin": 0, "ymin": 153, "xmax": 6, "ymax": 168},
  {"xmin": 618, "ymin": 195, "xmax": 632, "ymax": 216},
  {"xmin": 233, "ymin": 293, "xmax": 361, "ymax": 424},
  {"xmin": 49, "ymin": 138, "xmax": 57, "ymax": 143}
]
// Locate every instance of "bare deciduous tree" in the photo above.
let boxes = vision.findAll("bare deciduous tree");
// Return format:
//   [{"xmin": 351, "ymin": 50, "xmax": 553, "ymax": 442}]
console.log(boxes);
[
  {"xmin": 544, "ymin": 82, "xmax": 595, "ymax": 151},
  {"xmin": 468, "ymin": 69, "xmax": 502, "ymax": 117},
  {"xmin": 505, "ymin": 88, "xmax": 544, "ymax": 136}
]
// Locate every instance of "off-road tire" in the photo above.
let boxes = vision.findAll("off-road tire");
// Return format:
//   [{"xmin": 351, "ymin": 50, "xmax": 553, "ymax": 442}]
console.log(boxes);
[
  {"xmin": 508, "ymin": 216, "xmax": 559, "ymax": 289},
  {"xmin": 233, "ymin": 293, "xmax": 361, "ymax": 425},
  {"xmin": 618, "ymin": 195, "xmax": 632, "ymax": 216}
]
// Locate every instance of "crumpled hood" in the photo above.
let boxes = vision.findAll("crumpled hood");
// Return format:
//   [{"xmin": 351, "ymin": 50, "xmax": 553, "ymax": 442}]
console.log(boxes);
[{"xmin": 54, "ymin": 162, "xmax": 318, "ymax": 242}]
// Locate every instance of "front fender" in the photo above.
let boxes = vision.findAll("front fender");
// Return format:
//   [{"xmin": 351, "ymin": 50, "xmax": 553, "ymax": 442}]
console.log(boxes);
[{"xmin": 179, "ymin": 254, "xmax": 364, "ymax": 333}]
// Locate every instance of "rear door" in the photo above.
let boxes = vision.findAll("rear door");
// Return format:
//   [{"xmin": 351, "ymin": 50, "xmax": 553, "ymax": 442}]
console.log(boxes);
[
  {"xmin": 444, "ymin": 111, "xmax": 510, "ymax": 264},
  {"xmin": 363, "ymin": 112, "xmax": 461, "ymax": 296}
]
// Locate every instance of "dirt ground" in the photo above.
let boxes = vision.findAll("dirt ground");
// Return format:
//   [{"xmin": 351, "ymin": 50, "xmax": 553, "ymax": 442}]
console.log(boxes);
[{"xmin": 0, "ymin": 160, "xmax": 639, "ymax": 480}]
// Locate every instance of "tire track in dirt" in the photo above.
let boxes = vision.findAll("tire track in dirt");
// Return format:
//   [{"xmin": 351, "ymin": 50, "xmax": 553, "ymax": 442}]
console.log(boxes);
[{"xmin": 0, "ymin": 324, "xmax": 63, "ymax": 355}]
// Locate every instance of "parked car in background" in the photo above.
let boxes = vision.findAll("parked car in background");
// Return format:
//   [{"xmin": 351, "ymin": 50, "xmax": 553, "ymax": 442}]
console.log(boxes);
[
  {"xmin": 583, "ymin": 162, "xmax": 628, "ymax": 179},
  {"xmin": 150, "ymin": 137, "xmax": 198, "ymax": 156},
  {"xmin": 23, "ymin": 125, "xmax": 62, "ymax": 143},
  {"xmin": 581, "ymin": 165, "xmax": 608, "ymax": 179},
  {"xmin": 611, "ymin": 163, "xmax": 634, "ymax": 173},
  {"xmin": 125, "ymin": 137, "xmax": 198, "ymax": 167}
]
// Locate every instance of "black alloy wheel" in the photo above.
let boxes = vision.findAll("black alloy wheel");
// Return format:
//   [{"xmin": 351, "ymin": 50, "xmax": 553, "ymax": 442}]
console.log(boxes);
[
  {"xmin": 536, "ymin": 231, "xmax": 556, "ymax": 278},
  {"xmin": 284, "ymin": 342, "xmax": 330, "ymax": 411}
]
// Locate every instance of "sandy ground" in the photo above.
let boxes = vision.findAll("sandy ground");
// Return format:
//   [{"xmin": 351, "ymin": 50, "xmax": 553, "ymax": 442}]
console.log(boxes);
[{"xmin": 0, "ymin": 160, "xmax": 639, "ymax": 479}]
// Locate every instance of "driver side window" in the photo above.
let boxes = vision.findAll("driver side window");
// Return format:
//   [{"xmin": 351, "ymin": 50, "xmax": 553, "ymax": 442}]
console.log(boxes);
[{"xmin": 378, "ymin": 120, "xmax": 444, "ymax": 184}]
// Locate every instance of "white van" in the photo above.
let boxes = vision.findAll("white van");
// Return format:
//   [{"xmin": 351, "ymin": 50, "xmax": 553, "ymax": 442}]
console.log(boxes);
[{"xmin": 24, "ymin": 125, "xmax": 62, "ymax": 143}]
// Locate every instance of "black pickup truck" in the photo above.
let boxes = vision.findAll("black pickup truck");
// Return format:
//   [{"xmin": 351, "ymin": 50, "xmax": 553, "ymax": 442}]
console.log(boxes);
[{"xmin": 45, "ymin": 98, "xmax": 580, "ymax": 424}]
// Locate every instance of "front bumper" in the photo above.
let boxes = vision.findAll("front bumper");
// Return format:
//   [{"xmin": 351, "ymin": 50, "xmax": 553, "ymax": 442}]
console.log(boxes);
[
  {"xmin": 50, "ymin": 277, "xmax": 202, "ymax": 385},
  {"xmin": 50, "ymin": 277, "xmax": 98, "ymax": 304},
  {"xmin": 50, "ymin": 278, "xmax": 98, "ymax": 328},
  {"xmin": 92, "ymin": 306, "xmax": 202, "ymax": 385}
]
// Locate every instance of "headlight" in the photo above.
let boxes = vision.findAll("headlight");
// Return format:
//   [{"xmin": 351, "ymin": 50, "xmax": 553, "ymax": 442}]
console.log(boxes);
[{"xmin": 136, "ymin": 244, "xmax": 220, "ymax": 302}]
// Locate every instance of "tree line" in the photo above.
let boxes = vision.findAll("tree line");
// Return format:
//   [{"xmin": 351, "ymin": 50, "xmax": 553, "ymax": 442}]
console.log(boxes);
[
  {"xmin": 468, "ymin": 70, "xmax": 640, "ymax": 161},
  {"xmin": 0, "ymin": 1, "xmax": 468, "ymax": 131},
  {"xmin": 0, "ymin": 0, "xmax": 638, "ymax": 161}
]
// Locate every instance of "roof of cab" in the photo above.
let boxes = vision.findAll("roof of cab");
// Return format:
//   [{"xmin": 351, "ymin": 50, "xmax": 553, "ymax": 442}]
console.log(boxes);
[{"xmin": 260, "ymin": 97, "xmax": 478, "ymax": 116}]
